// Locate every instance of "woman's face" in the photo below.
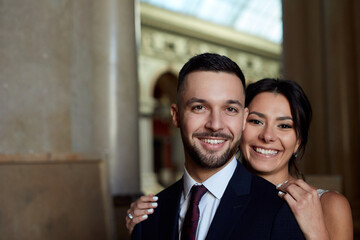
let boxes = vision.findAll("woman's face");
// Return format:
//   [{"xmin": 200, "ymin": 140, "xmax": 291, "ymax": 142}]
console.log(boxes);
[{"xmin": 240, "ymin": 92, "xmax": 300, "ymax": 182}]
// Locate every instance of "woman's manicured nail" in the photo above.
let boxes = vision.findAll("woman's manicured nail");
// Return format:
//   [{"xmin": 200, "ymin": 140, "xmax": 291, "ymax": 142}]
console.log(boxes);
[
  {"xmin": 142, "ymin": 215, "xmax": 148, "ymax": 219},
  {"xmin": 152, "ymin": 203, "xmax": 158, "ymax": 207},
  {"xmin": 153, "ymin": 196, "xmax": 158, "ymax": 201},
  {"xmin": 147, "ymin": 209, "xmax": 154, "ymax": 213}
]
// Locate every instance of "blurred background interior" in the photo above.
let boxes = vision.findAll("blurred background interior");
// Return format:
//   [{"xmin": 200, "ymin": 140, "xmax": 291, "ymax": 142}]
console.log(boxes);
[{"xmin": 0, "ymin": 0, "xmax": 359, "ymax": 239}]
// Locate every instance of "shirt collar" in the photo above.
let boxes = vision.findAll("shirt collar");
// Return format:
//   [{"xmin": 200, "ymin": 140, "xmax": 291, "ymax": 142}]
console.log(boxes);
[{"xmin": 183, "ymin": 157, "xmax": 237, "ymax": 200}]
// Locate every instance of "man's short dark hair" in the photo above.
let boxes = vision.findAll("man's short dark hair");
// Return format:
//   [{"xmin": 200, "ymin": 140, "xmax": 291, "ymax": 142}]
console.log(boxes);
[{"xmin": 177, "ymin": 53, "xmax": 246, "ymax": 101}]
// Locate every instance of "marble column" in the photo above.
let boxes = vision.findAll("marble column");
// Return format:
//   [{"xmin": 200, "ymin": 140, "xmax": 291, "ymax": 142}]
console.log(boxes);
[
  {"xmin": 92, "ymin": 0, "xmax": 140, "ymax": 195},
  {"xmin": 139, "ymin": 97, "xmax": 164, "ymax": 194}
]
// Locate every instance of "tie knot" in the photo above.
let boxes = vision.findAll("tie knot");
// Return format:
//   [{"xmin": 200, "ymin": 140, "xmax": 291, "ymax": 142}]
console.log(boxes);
[{"xmin": 190, "ymin": 185, "xmax": 207, "ymax": 205}]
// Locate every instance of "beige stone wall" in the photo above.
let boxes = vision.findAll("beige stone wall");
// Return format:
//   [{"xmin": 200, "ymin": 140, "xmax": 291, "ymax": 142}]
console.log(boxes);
[
  {"xmin": 0, "ymin": 0, "xmax": 140, "ymax": 196},
  {"xmin": 0, "ymin": 1, "xmax": 73, "ymax": 154}
]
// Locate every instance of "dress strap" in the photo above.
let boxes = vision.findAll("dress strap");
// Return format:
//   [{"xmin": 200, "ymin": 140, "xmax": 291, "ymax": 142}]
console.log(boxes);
[{"xmin": 317, "ymin": 188, "xmax": 329, "ymax": 198}]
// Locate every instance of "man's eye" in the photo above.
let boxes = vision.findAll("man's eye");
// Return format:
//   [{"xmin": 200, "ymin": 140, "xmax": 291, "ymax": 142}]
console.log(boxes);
[
  {"xmin": 192, "ymin": 105, "xmax": 205, "ymax": 111},
  {"xmin": 226, "ymin": 107, "xmax": 238, "ymax": 113}
]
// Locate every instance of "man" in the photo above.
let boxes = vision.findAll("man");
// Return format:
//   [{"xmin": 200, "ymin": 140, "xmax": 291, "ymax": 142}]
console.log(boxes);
[{"xmin": 132, "ymin": 53, "xmax": 304, "ymax": 239}]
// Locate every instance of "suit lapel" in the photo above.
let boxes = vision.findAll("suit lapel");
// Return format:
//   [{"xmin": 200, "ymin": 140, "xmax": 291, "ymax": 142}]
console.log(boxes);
[
  {"xmin": 205, "ymin": 163, "xmax": 252, "ymax": 240},
  {"xmin": 158, "ymin": 178, "xmax": 183, "ymax": 240}
]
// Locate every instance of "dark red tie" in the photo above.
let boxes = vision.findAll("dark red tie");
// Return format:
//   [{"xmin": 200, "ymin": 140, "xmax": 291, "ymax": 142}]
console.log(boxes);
[{"xmin": 181, "ymin": 185, "xmax": 208, "ymax": 240}]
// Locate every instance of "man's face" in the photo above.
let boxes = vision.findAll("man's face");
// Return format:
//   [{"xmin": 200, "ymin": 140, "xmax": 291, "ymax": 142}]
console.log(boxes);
[{"xmin": 171, "ymin": 71, "xmax": 248, "ymax": 170}]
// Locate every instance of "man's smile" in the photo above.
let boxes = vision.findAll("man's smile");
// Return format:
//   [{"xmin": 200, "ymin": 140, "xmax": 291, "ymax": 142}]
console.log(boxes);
[{"xmin": 201, "ymin": 138, "xmax": 225, "ymax": 145}]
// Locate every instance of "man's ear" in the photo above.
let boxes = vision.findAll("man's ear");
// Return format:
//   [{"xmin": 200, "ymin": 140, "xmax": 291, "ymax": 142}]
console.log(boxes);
[{"xmin": 171, "ymin": 104, "xmax": 180, "ymax": 128}]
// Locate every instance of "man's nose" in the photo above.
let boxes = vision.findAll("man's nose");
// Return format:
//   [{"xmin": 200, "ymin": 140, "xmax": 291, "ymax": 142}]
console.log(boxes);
[{"xmin": 205, "ymin": 111, "xmax": 224, "ymax": 131}]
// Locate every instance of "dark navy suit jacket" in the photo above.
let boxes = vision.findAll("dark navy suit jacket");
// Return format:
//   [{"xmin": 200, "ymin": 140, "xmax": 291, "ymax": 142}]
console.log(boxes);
[{"xmin": 132, "ymin": 162, "xmax": 305, "ymax": 240}]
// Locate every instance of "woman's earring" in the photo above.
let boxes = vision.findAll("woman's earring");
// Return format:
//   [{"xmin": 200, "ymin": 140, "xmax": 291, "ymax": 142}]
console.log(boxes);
[{"xmin": 293, "ymin": 152, "xmax": 298, "ymax": 158}]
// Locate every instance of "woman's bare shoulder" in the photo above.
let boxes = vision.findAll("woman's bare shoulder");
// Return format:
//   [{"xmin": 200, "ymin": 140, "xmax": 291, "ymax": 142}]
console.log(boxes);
[
  {"xmin": 320, "ymin": 190, "xmax": 351, "ymax": 212},
  {"xmin": 320, "ymin": 190, "xmax": 353, "ymax": 239}
]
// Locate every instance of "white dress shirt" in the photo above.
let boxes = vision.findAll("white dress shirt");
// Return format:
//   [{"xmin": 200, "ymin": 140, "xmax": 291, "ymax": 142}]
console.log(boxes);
[{"xmin": 179, "ymin": 158, "xmax": 237, "ymax": 240}]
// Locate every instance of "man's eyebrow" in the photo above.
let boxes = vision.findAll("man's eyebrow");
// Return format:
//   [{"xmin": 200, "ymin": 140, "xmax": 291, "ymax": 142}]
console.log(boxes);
[
  {"xmin": 185, "ymin": 98, "xmax": 243, "ymax": 107},
  {"xmin": 226, "ymin": 99, "xmax": 243, "ymax": 108},
  {"xmin": 249, "ymin": 111, "xmax": 293, "ymax": 121},
  {"xmin": 185, "ymin": 97, "xmax": 206, "ymax": 105}
]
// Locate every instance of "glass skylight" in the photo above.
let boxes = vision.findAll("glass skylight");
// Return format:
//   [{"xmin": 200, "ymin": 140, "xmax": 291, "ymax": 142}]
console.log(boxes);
[{"xmin": 140, "ymin": 0, "xmax": 283, "ymax": 44}]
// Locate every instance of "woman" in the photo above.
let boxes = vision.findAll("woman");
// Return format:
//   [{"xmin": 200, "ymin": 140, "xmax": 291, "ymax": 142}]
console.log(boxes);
[{"xmin": 126, "ymin": 78, "xmax": 353, "ymax": 239}]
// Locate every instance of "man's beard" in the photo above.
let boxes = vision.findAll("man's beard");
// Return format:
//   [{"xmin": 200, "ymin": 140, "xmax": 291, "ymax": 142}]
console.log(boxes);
[{"xmin": 182, "ymin": 132, "xmax": 240, "ymax": 169}]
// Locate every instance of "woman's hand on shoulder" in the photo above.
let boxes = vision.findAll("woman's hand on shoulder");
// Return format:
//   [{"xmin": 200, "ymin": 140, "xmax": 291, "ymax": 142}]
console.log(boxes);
[
  {"xmin": 125, "ymin": 194, "xmax": 158, "ymax": 234},
  {"xmin": 277, "ymin": 179, "xmax": 330, "ymax": 240}
]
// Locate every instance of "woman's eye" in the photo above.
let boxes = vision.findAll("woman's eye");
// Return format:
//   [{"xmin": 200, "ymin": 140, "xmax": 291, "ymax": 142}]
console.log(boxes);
[
  {"xmin": 249, "ymin": 119, "xmax": 262, "ymax": 125},
  {"xmin": 279, "ymin": 124, "xmax": 292, "ymax": 129}
]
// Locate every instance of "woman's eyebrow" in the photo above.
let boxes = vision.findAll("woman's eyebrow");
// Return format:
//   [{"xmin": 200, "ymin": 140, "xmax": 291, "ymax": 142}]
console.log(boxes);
[
  {"xmin": 248, "ymin": 112, "xmax": 293, "ymax": 121},
  {"xmin": 277, "ymin": 116, "xmax": 293, "ymax": 121},
  {"xmin": 248, "ymin": 111, "xmax": 265, "ymax": 118}
]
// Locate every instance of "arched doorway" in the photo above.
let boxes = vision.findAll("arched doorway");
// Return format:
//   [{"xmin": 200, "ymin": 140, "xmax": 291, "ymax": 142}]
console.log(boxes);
[{"xmin": 152, "ymin": 72, "xmax": 183, "ymax": 187}]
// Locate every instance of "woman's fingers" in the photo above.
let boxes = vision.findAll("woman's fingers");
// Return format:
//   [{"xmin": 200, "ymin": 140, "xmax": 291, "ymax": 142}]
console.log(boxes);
[
  {"xmin": 277, "ymin": 180, "xmax": 320, "ymax": 215},
  {"xmin": 278, "ymin": 189, "xmax": 297, "ymax": 206},
  {"xmin": 277, "ymin": 180, "xmax": 303, "ymax": 201},
  {"xmin": 278, "ymin": 179, "xmax": 315, "ymax": 192},
  {"xmin": 287, "ymin": 179, "xmax": 315, "ymax": 192},
  {"xmin": 132, "ymin": 204, "xmax": 157, "ymax": 217},
  {"xmin": 125, "ymin": 194, "xmax": 158, "ymax": 234},
  {"xmin": 277, "ymin": 179, "xmax": 317, "ymax": 202},
  {"xmin": 130, "ymin": 194, "xmax": 158, "ymax": 215},
  {"xmin": 126, "ymin": 213, "xmax": 149, "ymax": 231},
  {"xmin": 126, "ymin": 214, "xmax": 146, "ymax": 234}
]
